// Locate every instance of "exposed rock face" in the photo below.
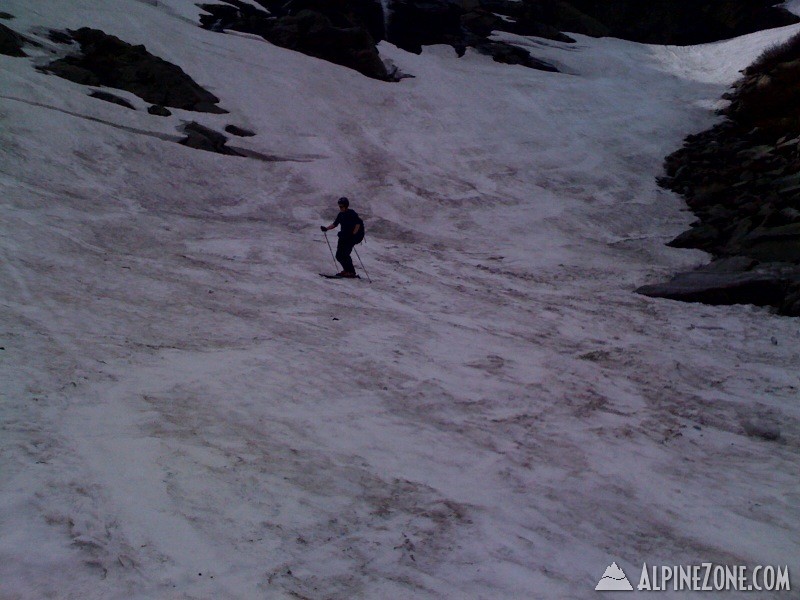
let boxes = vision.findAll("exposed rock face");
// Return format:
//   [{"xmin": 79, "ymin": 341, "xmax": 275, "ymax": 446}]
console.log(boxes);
[
  {"xmin": 385, "ymin": 0, "xmax": 464, "ymax": 54},
  {"xmin": 269, "ymin": 9, "xmax": 391, "ymax": 80},
  {"xmin": 40, "ymin": 28, "xmax": 226, "ymax": 113},
  {"xmin": 0, "ymin": 22, "xmax": 27, "ymax": 57},
  {"xmin": 198, "ymin": 0, "xmax": 560, "ymax": 77},
  {"xmin": 198, "ymin": 0, "xmax": 798, "ymax": 81},
  {"xmin": 640, "ymin": 33, "xmax": 800, "ymax": 316},
  {"xmin": 199, "ymin": 0, "xmax": 392, "ymax": 80},
  {"xmin": 537, "ymin": 0, "xmax": 799, "ymax": 45},
  {"xmin": 637, "ymin": 260, "xmax": 800, "ymax": 316},
  {"xmin": 474, "ymin": 0, "xmax": 797, "ymax": 45}
]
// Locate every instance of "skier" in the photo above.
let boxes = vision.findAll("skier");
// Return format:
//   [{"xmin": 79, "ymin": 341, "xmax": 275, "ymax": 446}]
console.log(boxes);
[{"xmin": 321, "ymin": 197, "xmax": 362, "ymax": 278}]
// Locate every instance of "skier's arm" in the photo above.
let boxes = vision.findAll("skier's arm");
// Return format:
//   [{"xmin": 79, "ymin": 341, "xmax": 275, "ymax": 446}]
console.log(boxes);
[
  {"xmin": 352, "ymin": 223, "xmax": 360, "ymax": 236},
  {"xmin": 322, "ymin": 213, "xmax": 342, "ymax": 232}
]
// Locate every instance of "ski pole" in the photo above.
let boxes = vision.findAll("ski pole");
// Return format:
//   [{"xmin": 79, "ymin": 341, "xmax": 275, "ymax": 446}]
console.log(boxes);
[
  {"xmin": 323, "ymin": 230, "xmax": 337, "ymax": 271},
  {"xmin": 354, "ymin": 246, "xmax": 371, "ymax": 283}
]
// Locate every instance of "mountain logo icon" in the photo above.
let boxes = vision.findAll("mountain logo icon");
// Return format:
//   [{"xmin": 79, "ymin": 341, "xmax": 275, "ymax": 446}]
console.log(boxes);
[{"xmin": 595, "ymin": 562, "xmax": 634, "ymax": 591}]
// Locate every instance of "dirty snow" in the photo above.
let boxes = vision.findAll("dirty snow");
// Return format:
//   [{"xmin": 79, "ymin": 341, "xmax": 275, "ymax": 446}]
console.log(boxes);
[{"xmin": 1, "ymin": 1, "xmax": 799, "ymax": 598}]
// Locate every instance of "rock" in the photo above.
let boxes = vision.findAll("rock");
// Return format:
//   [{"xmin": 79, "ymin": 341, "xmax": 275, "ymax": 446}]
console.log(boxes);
[
  {"xmin": 382, "ymin": 58, "xmax": 415, "ymax": 81},
  {"xmin": 547, "ymin": 2, "xmax": 610, "ymax": 38},
  {"xmin": 639, "ymin": 259, "xmax": 800, "ymax": 314},
  {"xmin": 179, "ymin": 122, "xmax": 243, "ymax": 156},
  {"xmin": 42, "ymin": 28, "xmax": 226, "ymax": 113},
  {"xmin": 775, "ymin": 172, "xmax": 800, "ymax": 194},
  {"xmin": 0, "ymin": 22, "xmax": 27, "ymax": 57},
  {"xmin": 0, "ymin": 12, "xmax": 15, "ymax": 20},
  {"xmin": 225, "ymin": 125, "xmax": 256, "ymax": 137},
  {"xmin": 148, "ymin": 104, "xmax": 172, "ymax": 117},
  {"xmin": 386, "ymin": 0, "xmax": 464, "ymax": 54},
  {"xmin": 199, "ymin": 0, "xmax": 560, "ymax": 77},
  {"xmin": 41, "ymin": 62, "xmax": 100, "ymax": 85},
  {"xmin": 636, "ymin": 270, "xmax": 790, "ymax": 307},
  {"xmin": 741, "ymin": 420, "xmax": 781, "ymax": 441},
  {"xmin": 89, "ymin": 90, "xmax": 136, "ymax": 109},
  {"xmin": 782, "ymin": 285, "xmax": 800, "ymax": 315},
  {"xmin": 686, "ymin": 183, "xmax": 728, "ymax": 208},
  {"xmin": 200, "ymin": 1, "xmax": 391, "ymax": 79},
  {"xmin": 461, "ymin": 9, "xmax": 506, "ymax": 37},
  {"xmin": 722, "ymin": 217, "xmax": 758, "ymax": 254},
  {"xmin": 556, "ymin": 0, "xmax": 799, "ymax": 45},
  {"xmin": 199, "ymin": 1, "xmax": 275, "ymax": 37},
  {"xmin": 267, "ymin": 10, "xmax": 390, "ymax": 81},
  {"xmin": 741, "ymin": 223, "xmax": 800, "ymax": 262},
  {"xmin": 780, "ymin": 208, "xmax": 800, "ymax": 223},
  {"xmin": 667, "ymin": 224, "xmax": 720, "ymax": 250},
  {"xmin": 696, "ymin": 256, "xmax": 759, "ymax": 273},
  {"xmin": 47, "ymin": 29, "xmax": 73, "ymax": 44},
  {"xmin": 471, "ymin": 40, "xmax": 559, "ymax": 72}
]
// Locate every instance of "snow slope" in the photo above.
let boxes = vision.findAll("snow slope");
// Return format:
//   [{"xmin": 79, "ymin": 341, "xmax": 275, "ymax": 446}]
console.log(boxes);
[{"xmin": 1, "ymin": 1, "xmax": 799, "ymax": 598}]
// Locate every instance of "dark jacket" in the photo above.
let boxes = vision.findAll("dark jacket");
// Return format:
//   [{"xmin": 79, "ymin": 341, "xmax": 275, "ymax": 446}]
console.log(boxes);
[{"xmin": 334, "ymin": 208, "xmax": 361, "ymax": 240}]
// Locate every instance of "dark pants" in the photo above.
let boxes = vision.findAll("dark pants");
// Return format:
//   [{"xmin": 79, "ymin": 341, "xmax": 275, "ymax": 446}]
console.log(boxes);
[{"xmin": 336, "ymin": 237, "xmax": 355, "ymax": 273}]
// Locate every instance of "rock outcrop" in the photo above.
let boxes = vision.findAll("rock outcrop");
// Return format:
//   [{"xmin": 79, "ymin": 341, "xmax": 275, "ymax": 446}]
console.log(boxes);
[
  {"xmin": 40, "ymin": 28, "xmax": 226, "ymax": 113},
  {"xmin": 198, "ymin": 0, "xmax": 560, "ymax": 77},
  {"xmin": 640, "ymin": 33, "xmax": 800, "ymax": 316},
  {"xmin": 0, "ymin": 22, "xmax": 27, "ymax": 57},
  {"xmin": 544, "ymin": 0, "xmax": 798, "ymax": 45},
  {"xmin": 199, "ymin": 0, "xmax": 393, "ymax": 80},
  {"xmin": 197, "ymin": 1, "xmax": 798, "ymax": 81},
  {"xmin": 471, "ymin": 0, "xmax": 797, "ymax": 45}
]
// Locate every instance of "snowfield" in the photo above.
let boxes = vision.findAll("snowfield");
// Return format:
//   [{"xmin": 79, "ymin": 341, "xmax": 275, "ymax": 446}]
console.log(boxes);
[{"xmin": 1, "ymin": 1, "xmax": 799, "ymax": 598}]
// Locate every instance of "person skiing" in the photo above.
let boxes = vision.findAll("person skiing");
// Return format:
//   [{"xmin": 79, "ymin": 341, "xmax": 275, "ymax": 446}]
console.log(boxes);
[{"xmin": 321, "ymin": 197, "xmax": 362, "ymax": 278}]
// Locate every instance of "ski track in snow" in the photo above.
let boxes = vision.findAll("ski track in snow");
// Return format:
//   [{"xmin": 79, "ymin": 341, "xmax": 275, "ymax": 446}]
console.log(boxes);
[{"xmin": 1, "ymin": 1, "xmax": 800, "ymax": 598}]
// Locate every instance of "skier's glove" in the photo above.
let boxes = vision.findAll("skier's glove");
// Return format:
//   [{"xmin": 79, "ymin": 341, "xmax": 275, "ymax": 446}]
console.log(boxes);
[{"xmin": 320, "ymin": 226, "xmax": 327, "ymax": 232}]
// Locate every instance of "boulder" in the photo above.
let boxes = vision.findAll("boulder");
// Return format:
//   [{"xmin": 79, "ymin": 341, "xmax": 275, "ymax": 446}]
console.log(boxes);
[
  {"xmin": 697, "ymin": 257, "xmax": 759, "ymax": 273},
  {"xmin": 225, "ymin": 125, "xmax": 256, "ymax": 137},
  {"xmin": 148, "ymin": 105, "xmax": 172, "ymax": 117},
  {"xmin": 89, "ymin": 90, "xmax": 136, "ymax": 110},
  {"xmin": 667, "ymin": 224, "xmax": 720, "ymax": 250},
  {"xmin": 179, "ymin": 122, "xmax": 243, "ymax": 156},
  {"xmin": 740, "ymin": 223, "xmax": 800, "ymax": 262},
  {"xmin": 636, "ymin": 269, "xmax": 794, "ymax": 309}
]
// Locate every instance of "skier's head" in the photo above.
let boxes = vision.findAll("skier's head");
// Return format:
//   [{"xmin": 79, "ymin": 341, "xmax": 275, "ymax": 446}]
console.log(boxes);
[{"xmin": 337, "ymin": 197, "xmax": 349, "ymax": 209}]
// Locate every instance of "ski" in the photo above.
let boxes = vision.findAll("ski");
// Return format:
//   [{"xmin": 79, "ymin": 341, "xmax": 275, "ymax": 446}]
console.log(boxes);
[{"xmin": 319, "ymin": 273, "xmax": 360, "ymax": 279}]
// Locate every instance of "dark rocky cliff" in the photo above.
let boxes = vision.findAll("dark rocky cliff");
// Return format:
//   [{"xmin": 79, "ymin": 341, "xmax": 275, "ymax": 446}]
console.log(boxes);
[
  {"xmin": 197, "ymin": 1, "xmax": 799, "ymax": 80},
  {"xmin": 639, "ymin": 33, "xmax": 800, "ymax": 316},
  {"xmin": 540, "ymin": 0, "xmax": 798, "ymax": 45}
]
